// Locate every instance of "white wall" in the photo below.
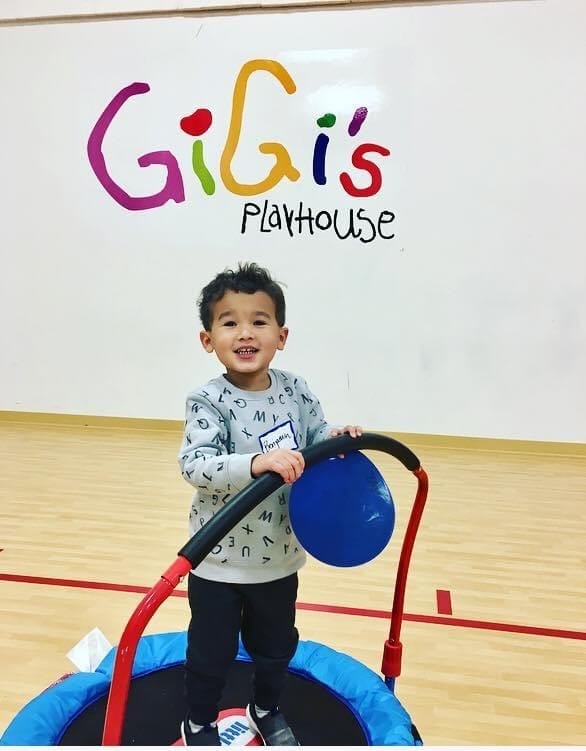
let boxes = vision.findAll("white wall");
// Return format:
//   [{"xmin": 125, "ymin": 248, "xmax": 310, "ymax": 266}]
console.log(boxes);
[{"xmin": 1, "ymin": 1, "xmax": 585, "ymax": 442}]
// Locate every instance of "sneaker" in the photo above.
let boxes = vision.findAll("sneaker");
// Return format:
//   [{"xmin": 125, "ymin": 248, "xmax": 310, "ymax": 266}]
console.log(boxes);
[
  {"xmin": 181, "ymin": 716, "xmax": 221, "ymax": 746},
  {"xmin": 246, "ymin": 704, "xmax": 299, "ymax": 746}
]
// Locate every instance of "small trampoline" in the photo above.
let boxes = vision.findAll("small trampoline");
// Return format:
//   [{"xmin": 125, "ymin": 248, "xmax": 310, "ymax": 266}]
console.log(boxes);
[{"xmin": 1, "ymin": 433, "xmax": 429, "ymax": 747}]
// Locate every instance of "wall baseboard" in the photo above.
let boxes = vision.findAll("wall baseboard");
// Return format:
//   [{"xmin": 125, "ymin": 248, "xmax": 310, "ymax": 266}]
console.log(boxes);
[
  {"xmin": 388, "ymin": 431, "xmax": 586, "ymax": 458},
  {"xmin": 0, "ymin": 410, "xmax": 181, "ymax": 433},
  {"xmin": 1, "ymin": 410, "xmax": 584, "ymax": 457}
]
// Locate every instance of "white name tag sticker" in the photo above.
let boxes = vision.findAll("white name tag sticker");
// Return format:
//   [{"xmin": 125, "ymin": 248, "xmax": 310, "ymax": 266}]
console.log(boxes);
[{"xmin": 259, "ymin": 421, "xmax": 299, "ymax": 453}]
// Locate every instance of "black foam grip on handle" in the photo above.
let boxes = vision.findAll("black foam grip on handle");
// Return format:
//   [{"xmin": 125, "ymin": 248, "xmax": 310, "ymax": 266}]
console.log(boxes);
[{"xmin": 178, "ymin": 432, "xmax": 420, "ymax": 569}]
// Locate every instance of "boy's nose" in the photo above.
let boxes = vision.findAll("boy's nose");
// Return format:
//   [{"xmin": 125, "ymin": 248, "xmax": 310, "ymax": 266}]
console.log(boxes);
[{"xmin": 238, "ymin": 326, "xmax": 253, "ymax": 339}]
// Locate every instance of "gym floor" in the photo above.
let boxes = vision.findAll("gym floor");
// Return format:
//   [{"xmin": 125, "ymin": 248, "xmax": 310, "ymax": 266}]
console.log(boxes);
[{"xmin": 1, "ymin": 417, "xmax": 584, "ymax": 745}]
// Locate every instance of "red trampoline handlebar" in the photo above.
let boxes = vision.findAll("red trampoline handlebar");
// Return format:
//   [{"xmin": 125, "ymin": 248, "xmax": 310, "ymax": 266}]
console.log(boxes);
[
  {"xmin": 381, "ymin": 467, "xmax": 429, "ymax": 682},
  {"xmin": 102, "ymin": 557, "xmax": 193, "ymax": 745},
  {"xmin": 101, "ymin": 433, "xmax": 426, "ymax": 745}
]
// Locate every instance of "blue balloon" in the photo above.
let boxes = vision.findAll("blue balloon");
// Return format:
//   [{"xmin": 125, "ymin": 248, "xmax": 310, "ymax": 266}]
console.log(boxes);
[{"xmin": 289, "ymin": 451, "xmax": 395, "ymax": 567}]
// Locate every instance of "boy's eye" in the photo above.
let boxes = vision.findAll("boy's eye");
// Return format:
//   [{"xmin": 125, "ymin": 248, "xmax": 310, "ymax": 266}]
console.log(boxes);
[
  {"xmin": 254, "ymin": 320, "xmax": 267, "ymax": 326},
  {"xmin": 223, "ymin": 321, "xmax": 236, "ymax": 327}
]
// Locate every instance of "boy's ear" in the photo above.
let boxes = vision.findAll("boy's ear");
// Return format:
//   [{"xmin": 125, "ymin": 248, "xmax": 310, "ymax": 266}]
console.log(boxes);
[
  {"xmin": 200, "ymin": 330, "xmax": 214, "ymax": 353},
  {"xmin": 277, "ymin": 326, "xmax": 289, "ymax": 350}
]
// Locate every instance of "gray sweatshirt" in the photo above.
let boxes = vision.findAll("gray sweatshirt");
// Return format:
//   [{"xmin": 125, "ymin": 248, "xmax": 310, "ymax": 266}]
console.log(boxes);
[{"xmin": 178, "ymin": 369, "xmax": 332, "ymax": 583}]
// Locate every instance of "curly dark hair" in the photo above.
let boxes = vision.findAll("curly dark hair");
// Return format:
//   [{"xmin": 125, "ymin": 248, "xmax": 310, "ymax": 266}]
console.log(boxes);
[{"xmin": 198, "ymin": 262, "xmax": 286, "ymax": 330}]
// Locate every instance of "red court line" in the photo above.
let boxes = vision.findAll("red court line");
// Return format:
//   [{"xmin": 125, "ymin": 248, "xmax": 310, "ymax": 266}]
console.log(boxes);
[
  {"xmin": 0, "ymin": 573, "xmax": 156, "ymax": 596},
  {"xmin": 1, "ymin": 572, "xmax": 585, "ymax": 642},
  {"xmin": 436, "ymin": 589, "xmax": 453, "ymax": 615}
]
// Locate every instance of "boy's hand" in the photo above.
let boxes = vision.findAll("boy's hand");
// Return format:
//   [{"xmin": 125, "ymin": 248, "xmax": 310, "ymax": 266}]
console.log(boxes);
[
  {"xmin": 330, "ymin": 425, "xmax": 363, "ymax": 439},
  {"xmin": 252, "ymin": 449, "xmax": 305, "ymax": 484},
  {"xmin": 330, "ymin": 425, "xmax": 363, "ymax": 457}
]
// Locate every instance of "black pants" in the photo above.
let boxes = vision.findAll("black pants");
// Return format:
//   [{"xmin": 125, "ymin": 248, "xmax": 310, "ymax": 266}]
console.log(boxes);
[{"xmin": 185, "ymin": 572, "xmax": 299, "ymax": 725}]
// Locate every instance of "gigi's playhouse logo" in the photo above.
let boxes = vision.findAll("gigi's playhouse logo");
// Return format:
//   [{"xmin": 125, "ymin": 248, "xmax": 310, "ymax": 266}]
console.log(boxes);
[{"xmin": 87, "ymin": 59, "xmax": 396, "ymax": 242}]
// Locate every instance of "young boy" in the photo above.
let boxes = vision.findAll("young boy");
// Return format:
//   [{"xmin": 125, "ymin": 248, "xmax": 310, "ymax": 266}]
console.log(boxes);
[{"xmin": 178, "ymin": 263, "xmax": 361, "ymax": 746}]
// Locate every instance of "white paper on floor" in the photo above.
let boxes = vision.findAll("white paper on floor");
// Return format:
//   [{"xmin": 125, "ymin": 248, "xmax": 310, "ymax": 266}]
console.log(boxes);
[{"xmin": 66, "ymin": 627, "xmax": 113, "ymax": 672}]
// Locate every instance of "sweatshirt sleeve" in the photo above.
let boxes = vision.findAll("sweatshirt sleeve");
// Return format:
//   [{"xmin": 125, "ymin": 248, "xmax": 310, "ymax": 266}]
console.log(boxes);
[
  {"xmin": 296, "ymin": 377, "xmax": 334, "ymax": 446},
  {"xmin": 178, "ymin": 392, "xmax": 257, "ymax": 494}
]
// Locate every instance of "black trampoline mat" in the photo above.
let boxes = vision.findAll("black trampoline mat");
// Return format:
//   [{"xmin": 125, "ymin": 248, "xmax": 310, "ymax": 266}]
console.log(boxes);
[{"xmin": 59, "ymin": 662, "xmax": 368, "ymax": 746}]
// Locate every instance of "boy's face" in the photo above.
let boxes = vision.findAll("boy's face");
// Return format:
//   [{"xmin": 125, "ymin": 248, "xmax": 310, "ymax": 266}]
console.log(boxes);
[{"xmin": 200, "ymin": 290, "xmax": 288, "ymax": 390}]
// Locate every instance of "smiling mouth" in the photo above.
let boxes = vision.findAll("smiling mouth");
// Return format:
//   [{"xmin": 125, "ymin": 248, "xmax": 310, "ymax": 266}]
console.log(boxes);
[{"xmin": 235, "ymin": 347, "xmax": 258, "ymax": 356}]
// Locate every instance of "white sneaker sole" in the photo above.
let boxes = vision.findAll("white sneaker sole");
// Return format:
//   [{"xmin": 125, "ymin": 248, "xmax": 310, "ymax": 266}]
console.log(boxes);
[{"xmin": 245, "ymin": 706, "xmax": 263, "ymax": 742}]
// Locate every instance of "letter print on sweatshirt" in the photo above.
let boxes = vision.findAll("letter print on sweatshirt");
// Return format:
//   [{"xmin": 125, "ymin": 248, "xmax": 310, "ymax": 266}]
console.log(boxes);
[{"xmin": 182, "ymin": 372, "xmax": 312, "ymax": 569}]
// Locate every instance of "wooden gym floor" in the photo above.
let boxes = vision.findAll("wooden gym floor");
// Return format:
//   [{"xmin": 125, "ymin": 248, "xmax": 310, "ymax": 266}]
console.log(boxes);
[{"xmin": 0, "ymin": 417, "xmax": 584, "ymax": 745}]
